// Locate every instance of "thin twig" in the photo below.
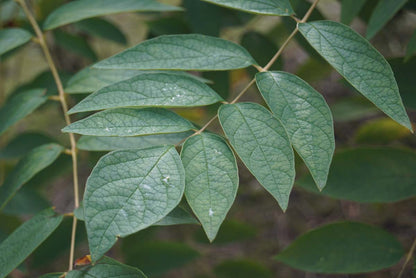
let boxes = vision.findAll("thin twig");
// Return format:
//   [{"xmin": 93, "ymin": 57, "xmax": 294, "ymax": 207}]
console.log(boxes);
[
  {"xmin": 16, "ymin": 0, "xmax": 79, "ymax": 271},
  {"xmin": 176, "ymin": 0, "xmax": 320, "ymax": 143},
  {"xmin": 397, "ymin": 237, "xmax": 416, "ymax": 278}
]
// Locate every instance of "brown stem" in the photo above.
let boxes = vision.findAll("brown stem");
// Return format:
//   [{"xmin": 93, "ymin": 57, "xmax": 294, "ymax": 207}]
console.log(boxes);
[{"xmin": 16, "ymin": 0, "xmax": 79, "ymax": 271}]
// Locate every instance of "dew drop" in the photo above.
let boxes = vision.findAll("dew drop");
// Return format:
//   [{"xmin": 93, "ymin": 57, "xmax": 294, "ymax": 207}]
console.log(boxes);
[
  {"xmin": 209, "ymin": 208, "xmax": 214, "ymax": 217},
  {"xmin": 162, "ymin": 176, "xmax": 170, "ymax": 183},
  {"xmin": 105, "ymin": 127, "xmax": 110, "ymax": 132}
]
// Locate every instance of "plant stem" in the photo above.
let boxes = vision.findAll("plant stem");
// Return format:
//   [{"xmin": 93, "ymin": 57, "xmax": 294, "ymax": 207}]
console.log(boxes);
[
  {"xmin": 16, "ymin": 0, "xmax": 79, "ymax": 271},
  {"xmin": 178, "ymin": 0, "xmax": 320, "ymax": 141},
  {"xmin": 397, "ymin": 237, "xmax": 416, "ymax": 278}
]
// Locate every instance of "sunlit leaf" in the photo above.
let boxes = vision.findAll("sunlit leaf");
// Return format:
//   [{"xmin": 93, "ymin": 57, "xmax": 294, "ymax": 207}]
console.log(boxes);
[
  {"xmin": 0, "ymin": 28, "xmax": 32, "ymax": 55},
  {"xmin": 276, "ymin": 221, "xmax": 404, "ymax": 273}
]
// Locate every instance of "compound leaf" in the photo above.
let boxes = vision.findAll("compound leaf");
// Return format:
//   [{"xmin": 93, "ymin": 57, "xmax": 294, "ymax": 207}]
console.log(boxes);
[
  {"xmin": 201, "ymin": 0, "xmax": 293, "ymax": 16},
  {"xmin": 93, "ymin": 34, "xmax": 257, "ymax": 71},
  {"xmin": 256, "ymin": 71, "xmax": 334, "ymax": 189},
  {"xmin": 218, "ymin": 103, "xmax": 295, "ymax": 211},
  {"xmin": 0, "ymin": 28, "xmax": 32, "ymax": 55},
  {"xmin": 43, "ymin": 0, "xmax": 181, "ymax": 30},
  {"xmin": 181, "ymin": 133, "xmax": 238, "ymax": 241},
  {"xmin": 0, "ymin": 208, "xmax": 63, "ymax": 278},
  {"xmin": 62, "ymin": 108, "xmax": 194, "ymax": 137},
  {"xmin": 299, "ymin": 21, "xmax": 412, "ymax": 131},
  {"xmin": 84, "ymin": 146, "xmax": 185, "ymax": 261},
  {"xmin": 0, "ymin": 144, "xmax": 63, "ymax": 210},
  {"xmin": 276, "ymin": 221, "xmax": 404, "ymax": 273},
  {"xmin": 68, "ymin": 72, "xmax": 223, "ymax": 114}
]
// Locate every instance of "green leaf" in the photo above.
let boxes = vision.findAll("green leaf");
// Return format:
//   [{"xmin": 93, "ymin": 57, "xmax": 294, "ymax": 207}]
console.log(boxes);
[
  {"xmin": 299, "ymin": 21, "xmax": 412, "ymax": 131},
  {"xmin": 67, "ymin": 72, "xmax": 223, "ymax": 114},
  {"xmin": 39, "ymin": 273, "xmax": 63, "ymax": 278},
  {"xmin": 77, "ymin": 132, "xmax": 193, "ymax": 151},
  {"xmin": 0, "ymin": 208, "xmax": 63, "ymax": 278},
  {"xmin": 218, "ymin": 103, "xmax": 295, "ymax": 211},
  {"xmin": 62, "ymin": 108, "xmax": 194, "ymax": 137},
  {"xmin": 154, "ymin": 206, "xmax": 199, "ymax": 226},
  {"xmin": 0, "ymin": 132, "xmax": 53, "ymax": 159},
  {"xmin": 66, "ymin": 256, "xmax": 146, "ymax": 278},
  {"xmin": 340, "ymin": 0, "xmax": 367, "ymax": 25},
  {"xmin": 194, "ymin": 219, "xmax": 256, "ymax": 244},
  {"xmin": 84, "ymin": 146, "xmax": 185, "ymax": 261},
  {"xmin": 200, "ymin": 0, "xmax": 293, "ymax": 16},
  {"xmin": 256, "ymin": 71, "xmax": 334, "ymax": 189},
  {"xmin": 405, "ymin": 29, "xmax": 416, "ymax": 61},
  {"xmin": 297, "ymin": 147, "xmax": 416, "ymax": 203},
  {"xmin": 183, "ymin": 0, "xmax": 222, "ymax": 36},
  {"xmin": 0, "ymin": 28, "xmax": 32, "ymax": 55},
  {"xmin": 75, "ymin": 18, "xmax": 127, "ymax": 45},
  {"xmin": 390, "ymin": 57, "xmax": 416, "ymax": 110},
  {"xmin": 53, "ymin": 30, "xmax": 97, "ymax": 61},
  {"xmin": 0, "ymin": 89, "xmax": 47, "ymax": 135},
  {"xmin": 276, "ymin": 221, "xmax": 404, "ymax": 274},
  {"xmin": 366, "ymin": 0, "xmax": 407, "ymax": 39},
  {"xmin": 43, "ymin": 0, "xmax": 182, "ymax": 30},
  {"xmin": 181, "ymin": 133, "xmax": 238, "ymax": 241},
  {"xmin": 93, "ymin": 34, "xmax": 257, "ymax": 71},
  {"xmin": 214, "ymin": 259, "xmax": 273, "ymax": 278},
  {"xmin": 330, "ymin": 96, "xmax": 378, "ymax": 122},
  {"xmin": 122, "ymin": 241, "xmax": 199, "ymax": 276},
  {"xmin": 2, "ymin": 189, "xmax": 50, "ymax": 216},
  {"xmin": 0, "ymin": 144, "xmax": 63, "ymax": 210}
]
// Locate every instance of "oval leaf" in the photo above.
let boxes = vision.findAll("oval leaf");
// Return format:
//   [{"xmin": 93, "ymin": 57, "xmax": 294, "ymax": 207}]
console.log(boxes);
[
  {"xmin": 218, "ymin": 103, "xmax": 295, "ymax": 211},
  {"xmin": 66, "ymin": 256, "xmax": 146, "ymax": 278},
  {"xmin": 77, "ymin": 132, "xmax": 193, "ymax": 151},
  {"xmin": 84, "ymin": 146, "xmax": 185, "ymax": 261},
  {"xmin": 0, "ymin": 28, "xmax": 32, "ymax": 55},
  {"xmin": 62, "ymin": 108, "xmax": 194, "ymax": 137},
  {"xmin": 298, "ymin": 20, "xmax": 412, "ymax": 131},
  {"xmin": 68, "ymin": 72, "xmax": 223, "ymax": 114},
  {"xmin": 181, "ymin": 133, "xmax": 238, "ymax": 241},
  {"xmin": 0, "ymin": 89, "xmax": 47, "ymax": 135},
  {"xmin": 0, "ymin": 208, "xmax": 63, "ymax": 278},
  {"xmin": 256, "ymin": 71, "xmax": 334, "ymax": 189},
  {"xmin": 0, "ymin": 143, "xmax": 63, "ymax": 210},
  {"xmin": 297, "ymin": 147, "xmax": 416, "ymax": 203},
  {"xmin": 276, "ymin": 221, "xmax": 404, "ymax": 273},
  {"xmin": 93, "ymin": 34, "xmax": 257, "ymax": 71},
  {"xmin": 43, "ymin": 0, "xmax": 182, "ymax": 30},
  {"xmin": 201, "ymin": 0, "xmax": 293, "ymax": 16}
]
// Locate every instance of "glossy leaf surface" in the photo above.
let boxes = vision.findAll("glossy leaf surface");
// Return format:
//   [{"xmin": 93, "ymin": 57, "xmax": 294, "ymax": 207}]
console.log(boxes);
[
  {"xmin": 181, "ymin": 133, "xmax": 238, "ymax": 241},
  {"xmin": 93, "ymin": 34, "xmax": 257, "ymax": 71},
  {"xmin": 0, "ymin": 144, "xmax": 63, "ymax": 210},
  {"xmin": 218, "ymin": 103, "xmax": 295, "ymax": 210},
  {"xmin": 276, "ymin": 222, "xmax": 404, "ymax": 273},
  {"xmin": 43, "ymin": 0, "xmax": 181, "ymax": 30},
  {"xmin": 0, "ymin": 89, "xmax": 47, "ymax": 135},
  {"xmin": 298, "ymin": 147, "xmax": 416, "ymax": 203},
  {"xmin": 299, "ymin": 20, "xmax": 412, "ymax": 130},
  {"xmin": 68, "ymin": 72, "xmax": 223, "ymax": 114},
  {"xmin": 256, "ymin": 71, "xmax": 334, "ymax": 189},
  {"xmin": 62, "ymin": 108, "xmax": 194, "ymax": 136},
  {"xmin": 84, "ymin": 146, "xmax": 185, "ymax": 261},
  {"xmin": 201, "ymin": 0, "xmax": 293, "ymax": 16},
  {"xmin": 0, "ymin": 208, "xmax": 63, "ymax": 278},
  {"xmin": 0, "ymin": 28, "xmax": 32, "ymax": 55}
]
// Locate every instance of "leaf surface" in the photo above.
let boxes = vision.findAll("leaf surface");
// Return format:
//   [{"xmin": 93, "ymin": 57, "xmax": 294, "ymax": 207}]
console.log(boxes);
[
  {"xmin": 62, "ymin": 108, "xmax": 194, "ymax": 136},
  {"xmin": 66, "ymin": 256, "xmax": 146, "ymax": 278},
  {"xmin": 77, "ymin": 132, "xmax": 193, "ymax": 151},
  {"xmin": 68, "ymin": 73, "xmax": 223, "ymax": 114},
  {"xmin": 297, "ymin": 147, "xmax": 416, "ymax": 202},
  {"xmin": 276, "ymin": 221, "xmax": 404, "ymax": 273},
  {"xmin": 75, "ymin": 18, "xmax": 127, "ymax": 45},
  {"xmin": 366, "ymin": 0, "xmax": 407, "ymax": 39},
  {"xmin": 0, "ymin": 28, "xmax": 32, "ymax": 55},
  {"xmin": 181, "ymin": 133, "xmax": 238, "ymax": 241},
  {"xmin": 93, "ymin": 34, "xmax": 257, "ymax": 71},
  {"xmin": 43, "ymin": 0, "xmax": 181, "ymax": 30},
  {"xmin": 0, "ymin": 208, "xmax": 63, "ymax": 278},
  {"xmin": 405, "ymin": 29, "xmax": 416, "ymax": 61},
  {"xmin": 299, "ymin": 21, "xmax": 411, "ymax": 131},
  {"xmin": 84, "ymin": 146, "xmax": 185, "ymax": 261},
  {"xmin": 256, "ymin": 71, "xmax": 334, "ymax": 189},
  {"xmin": 340, "ymin": 0, "xmax": 367, "ymax": 25},
  {"xmin": 0, "ymin": 144, "xmax": 63, "ymax": 210},
  {"xmin": 201, "ymin": 0, "xmax": 293, "ymax": 16},
  {"xmin": 0, "ymin": 89, "xmax": 47, "ymax": 135},
  {"xmin": 218, "ymin": 103, "xmax": 295, "ymax": 210}
]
